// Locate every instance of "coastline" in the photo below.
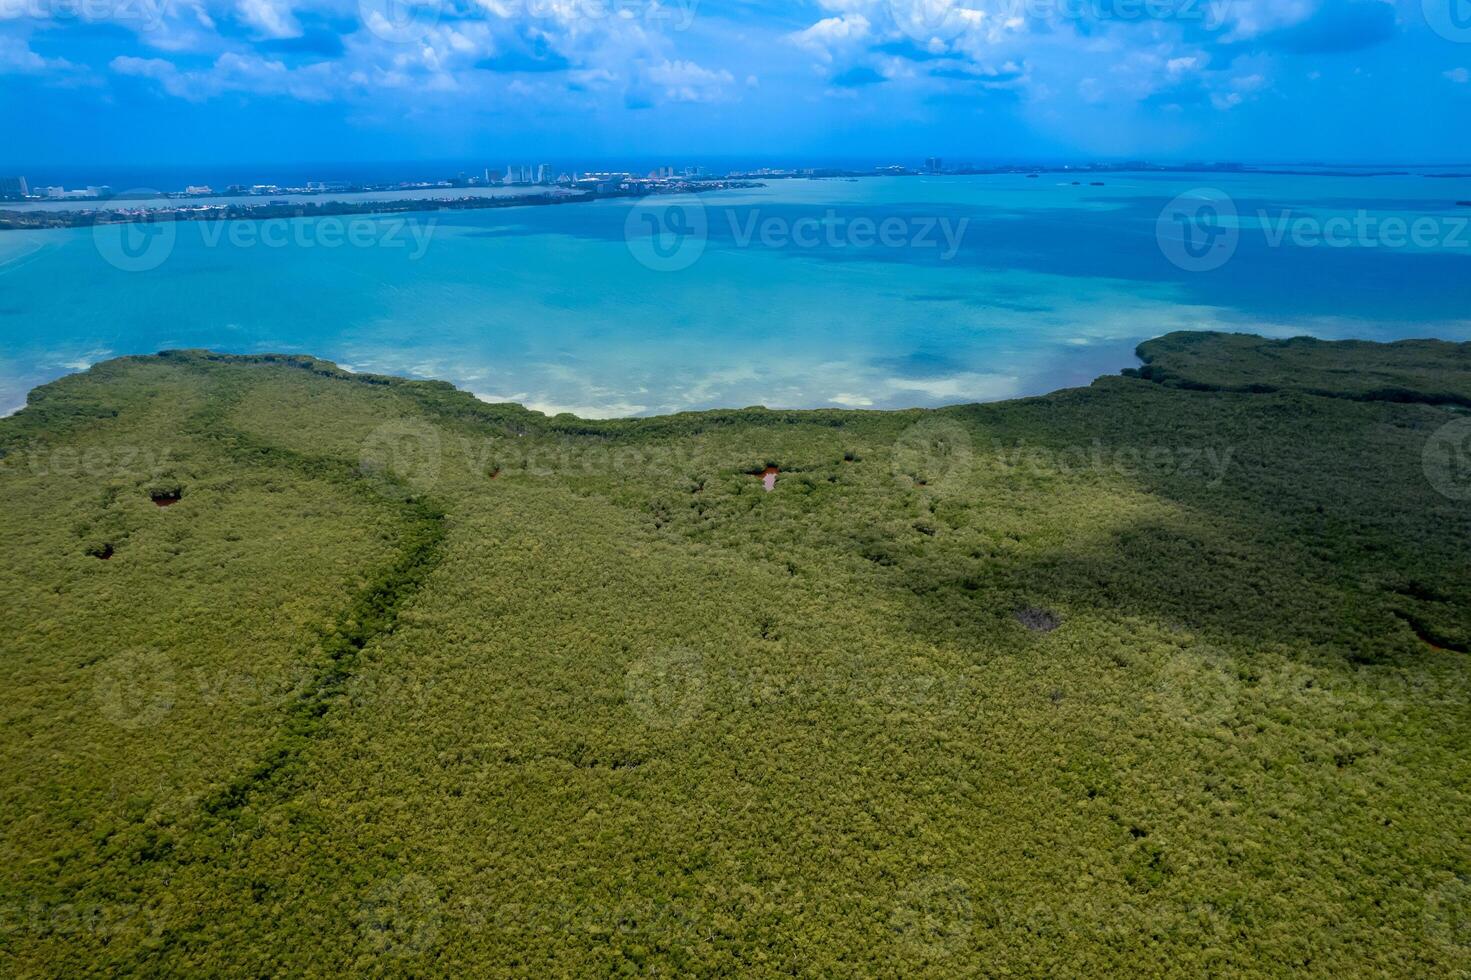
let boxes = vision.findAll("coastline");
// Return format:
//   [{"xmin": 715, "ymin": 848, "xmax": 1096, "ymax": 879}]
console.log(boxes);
[
  {"xmin": 2, "ymin": 341, "xmax": 1152, "ymax": 426},
  {"xmin": 0, "ymin": 181, "xmax": 761, "ymax": 232},
  {"xmin": 7, "ymin": 332, "xmax": 1468, "ymax": 429}
]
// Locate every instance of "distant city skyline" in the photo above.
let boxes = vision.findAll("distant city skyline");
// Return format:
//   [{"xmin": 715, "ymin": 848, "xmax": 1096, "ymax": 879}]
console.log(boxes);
[{"xmin": 6, "ymin": 154, "xmax": 1471, "ymax": 199}]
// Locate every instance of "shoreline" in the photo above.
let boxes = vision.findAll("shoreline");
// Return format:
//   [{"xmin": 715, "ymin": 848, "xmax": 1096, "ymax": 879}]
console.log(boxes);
[
  {"xmin": 0, "ymin": 181, "xmax": 761, "ymax": 232},
  {"xmin": 2, "ymin": 341, "xmax": 1158, "ymax": 426},
  {"xmin": 9, "ymin": 332, "xmax": 1468, "ymax": 428}
]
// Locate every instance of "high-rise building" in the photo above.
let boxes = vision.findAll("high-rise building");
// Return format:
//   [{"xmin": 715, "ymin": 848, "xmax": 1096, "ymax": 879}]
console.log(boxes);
[
  {"xmin": 924, "ymin": 157, "xmax": 942, "ymax": 174},
  {"xmin": 535, "ymin": 164, "xmax": 551, "ymax": 185},
  {"xmin": 0, "ymin": 176, "xmax": 28, "ymax": 199}
]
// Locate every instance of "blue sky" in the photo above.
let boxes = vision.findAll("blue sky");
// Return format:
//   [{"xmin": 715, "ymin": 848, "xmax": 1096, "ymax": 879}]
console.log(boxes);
[{"xmin": 2, "ymin": 0, "xmax": 1470, "ymax": 169}]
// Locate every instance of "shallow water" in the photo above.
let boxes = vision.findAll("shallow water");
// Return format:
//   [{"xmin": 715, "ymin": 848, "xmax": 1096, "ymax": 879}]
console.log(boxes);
[{"xmin": 2, "ymin": 173, "xmax": 1468, "ymax": 417}]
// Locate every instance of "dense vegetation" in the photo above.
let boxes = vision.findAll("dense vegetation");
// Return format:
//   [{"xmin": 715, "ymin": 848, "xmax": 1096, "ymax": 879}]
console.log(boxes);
[{"xmin": 1, "ymin": 332, "xmax": 1468, "ymax": 976}]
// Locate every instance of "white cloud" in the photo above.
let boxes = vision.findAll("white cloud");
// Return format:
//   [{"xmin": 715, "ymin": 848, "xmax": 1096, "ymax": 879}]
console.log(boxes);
[
  {"xmin": 0, "ymin": 35, "xmax": 78, "ymax": 75},
  {"xmin": 644, "ymin": 59, "xmax": 734, "ymax": 102},
  {"xmin": 236, "ymin": 0, "xmax": 300, "ymax": 38},
  {"xmin": 789, "ymin": 14, "xmax": 871, "ymax": 63},
  {"xmin": 1446, "ymin": 68, "xmax": 1470, "ymax": 84},
  {"xmin": 112, "ymin": 52, "xmax": 339, "ymax": 101}
]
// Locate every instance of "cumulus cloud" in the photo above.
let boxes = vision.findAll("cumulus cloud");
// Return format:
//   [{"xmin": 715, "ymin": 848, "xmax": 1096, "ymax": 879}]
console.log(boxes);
[
  {"xmin": 112, "ymin": 51, "xmax": 339, "ymax": 100},
  {"xmin": 236, "ymin": 0, "xmax": 301, "ymax": 39},
  {"xmin": 644, "ymin": 58, "xmax": 734, "ymax": 102},
  {"xmin": 6, "ymin": 0, "xmax": 1424, "ymax": 146},
  {"xmin": 789, "ymin": 14, "xmax": 872, "ymax": 63},
  {"xmin": 0, "ymin": 35, "xmax": 79, "ymax": 75}
]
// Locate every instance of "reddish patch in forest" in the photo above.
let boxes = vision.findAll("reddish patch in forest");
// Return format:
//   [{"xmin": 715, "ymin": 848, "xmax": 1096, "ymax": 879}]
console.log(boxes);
[
  {"xmin": 151, "ymin": 490, "xmax": 182, "ymax": 507},
  {"xmin": 89, "ymin": 543, "xmax": 114, "ymax": 560},
  {"xmin": 761, "ymin": 466, "xmax": 779, "ymax": 492},
  {"xmin": 488, "ymin": 468, "xmax": 501, "ymax": 479}
]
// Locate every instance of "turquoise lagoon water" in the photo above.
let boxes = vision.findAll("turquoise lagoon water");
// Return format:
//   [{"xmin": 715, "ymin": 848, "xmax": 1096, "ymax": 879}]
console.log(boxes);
[{"xmin": 2, "ymin": 172, "xmax": 1469, "ymax": 417}]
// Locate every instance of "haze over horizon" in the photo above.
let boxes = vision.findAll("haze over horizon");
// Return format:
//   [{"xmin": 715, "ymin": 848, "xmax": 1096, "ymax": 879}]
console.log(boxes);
[{"xmin": 3, "ymin": 0, "xmax": 1471, "ymax": 168}]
